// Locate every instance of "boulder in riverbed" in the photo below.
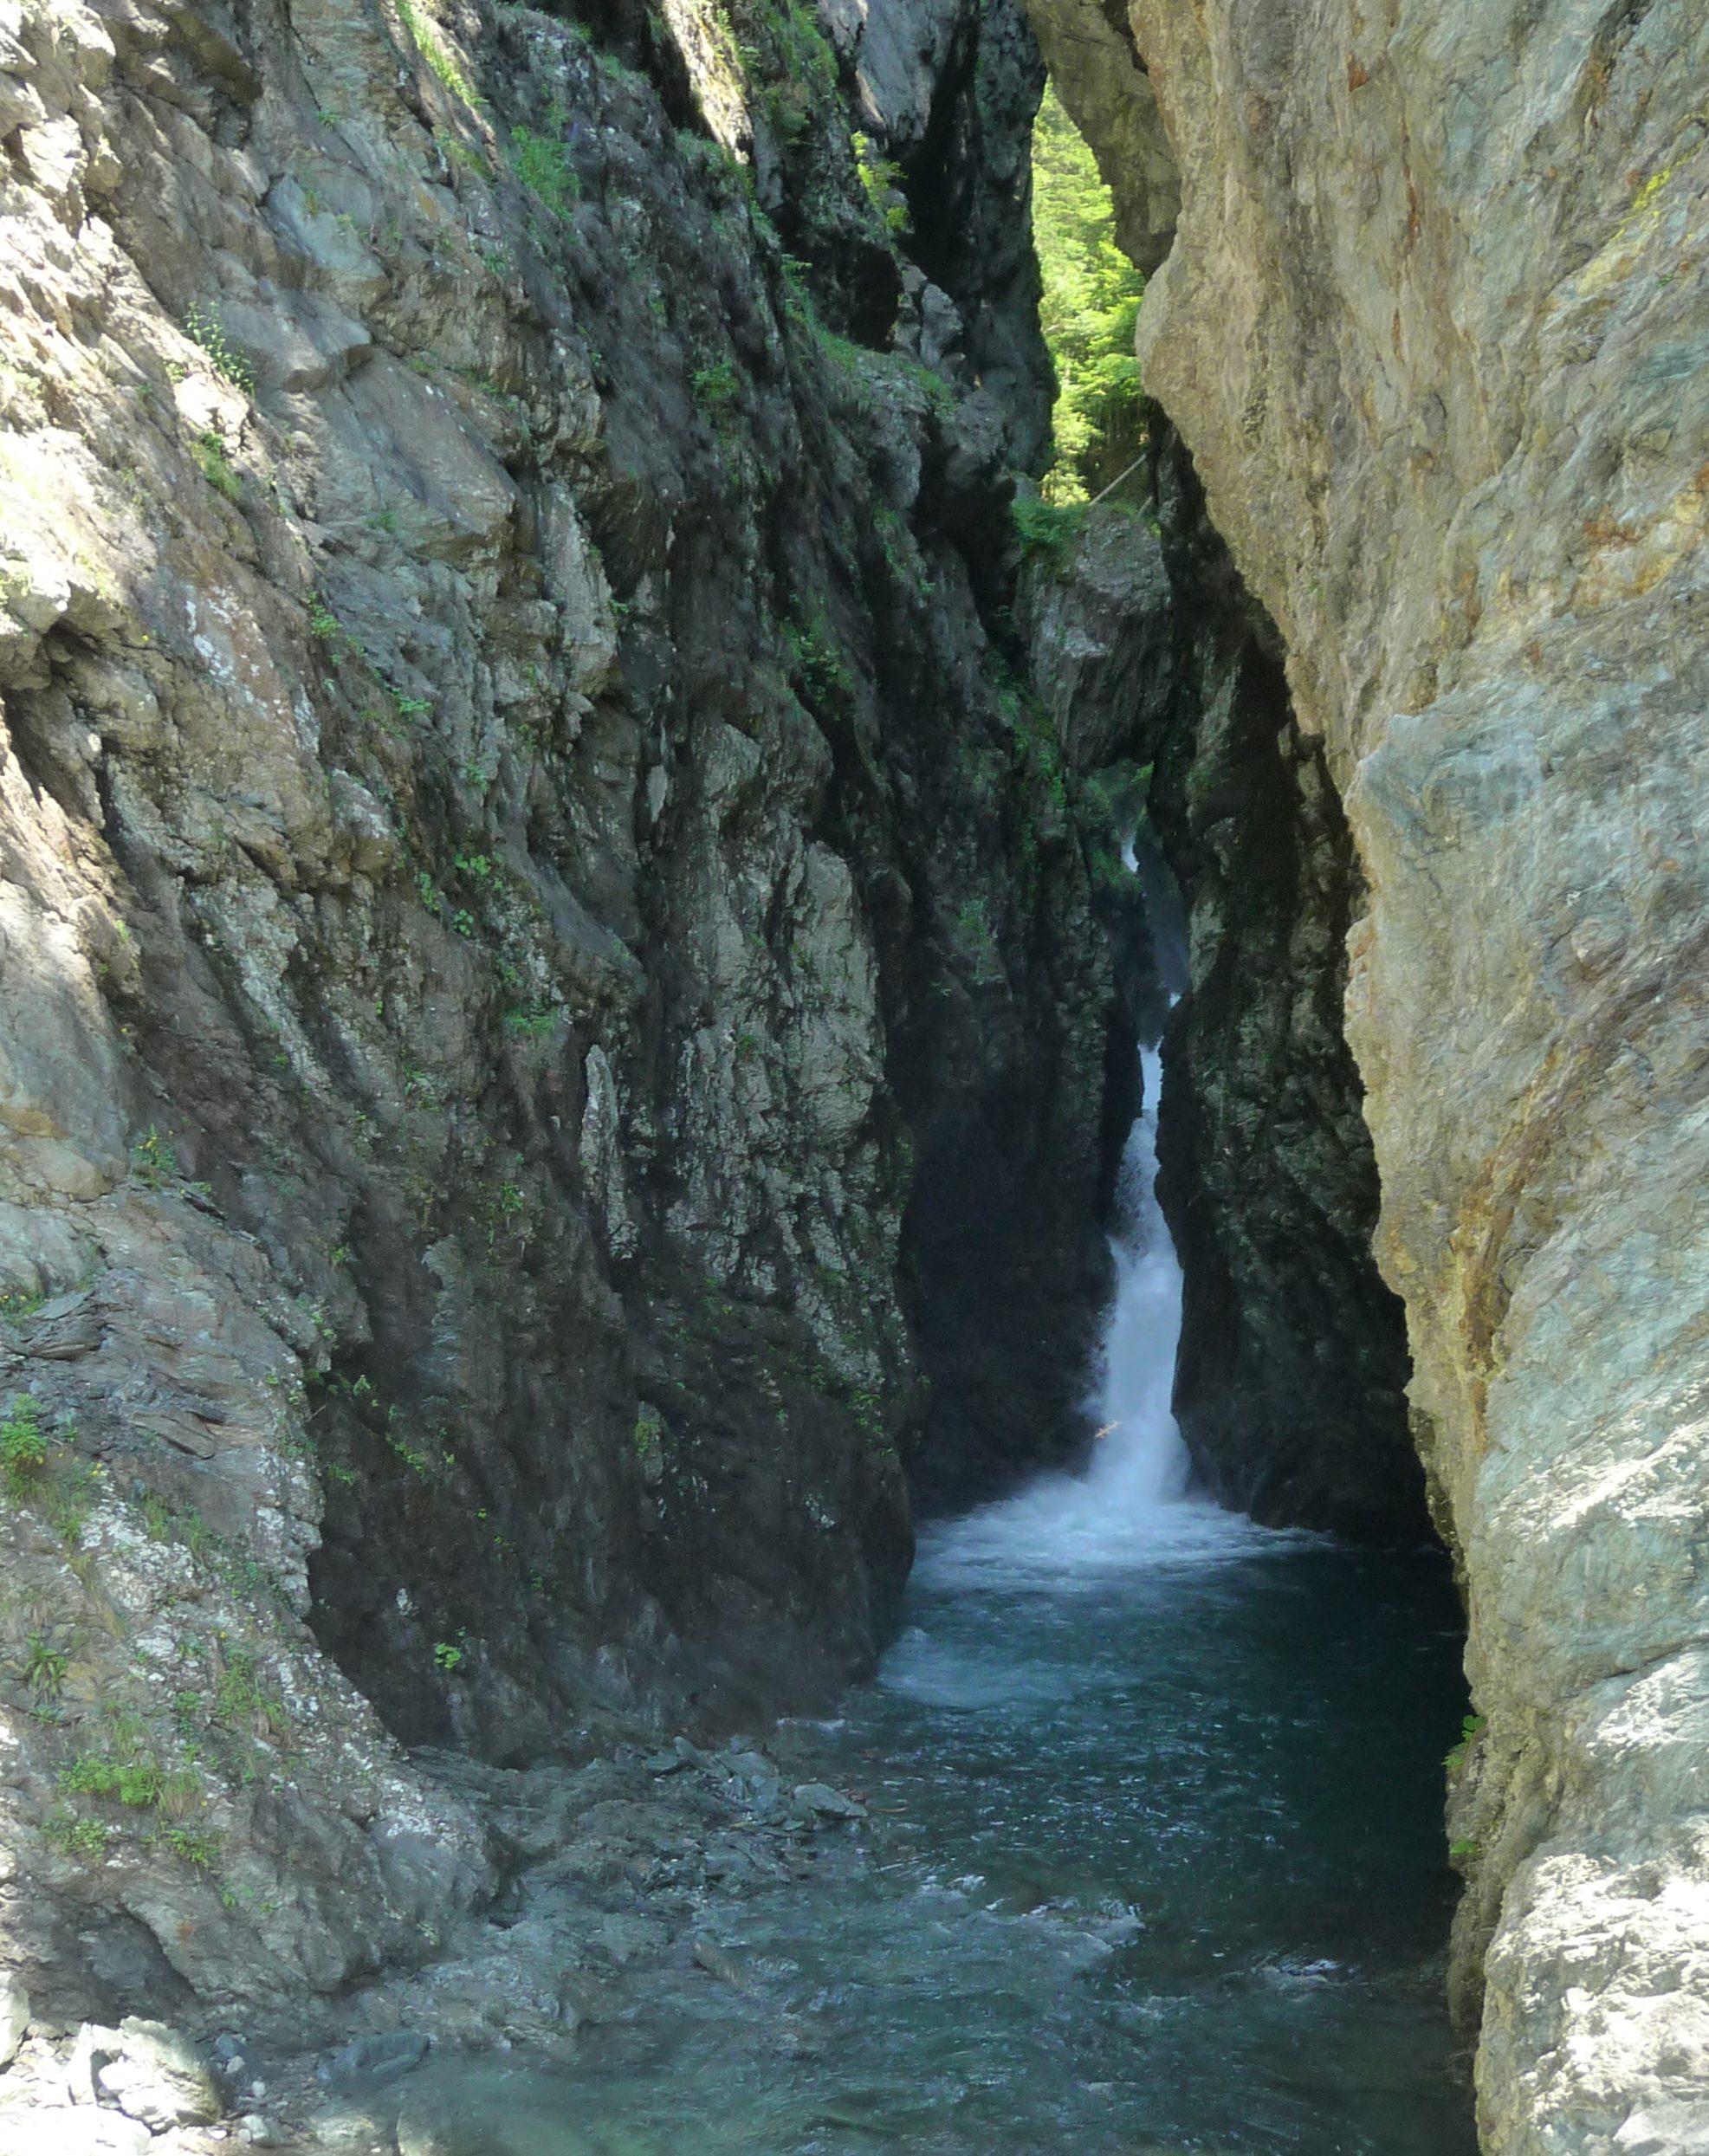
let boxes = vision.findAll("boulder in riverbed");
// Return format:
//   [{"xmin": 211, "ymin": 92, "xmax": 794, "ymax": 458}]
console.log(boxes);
[
  {"xmin": 792, "ymin": 1783, "xmax": 867, "ymax": 1822},
  {"xmin": 94, "ymin": 2019, "xmax": 221, "ymax": 2132},
  {"xmin": 0, "ymin": 1976, "xmax": 27, "ymax": 2070}
]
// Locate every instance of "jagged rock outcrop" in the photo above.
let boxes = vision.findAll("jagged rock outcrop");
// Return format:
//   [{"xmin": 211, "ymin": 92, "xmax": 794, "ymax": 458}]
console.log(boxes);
[
  {"xmin": 1036, "ymin": 0, "xmax": 1709, "ymax": 2147},
  {"xmin": 0, "ymin": 0, "xmax": 1130, "ymax": 2030},
  {"xmin": 1019, "ymin": 0, "xmax": 1173, "ymax": 277}
]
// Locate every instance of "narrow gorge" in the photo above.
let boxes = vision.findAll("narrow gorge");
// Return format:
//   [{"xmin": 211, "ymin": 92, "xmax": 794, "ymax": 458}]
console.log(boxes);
[{"xmin": 0, "ymin": 0, "xmax": 1701, "ymax": 2150}]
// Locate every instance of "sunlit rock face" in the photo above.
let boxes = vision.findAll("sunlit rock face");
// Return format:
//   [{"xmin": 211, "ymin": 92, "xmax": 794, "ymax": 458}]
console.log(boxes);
[{"xmin": 1033, "ymin": 0, "xmax": 1709, "ymax": 2146}]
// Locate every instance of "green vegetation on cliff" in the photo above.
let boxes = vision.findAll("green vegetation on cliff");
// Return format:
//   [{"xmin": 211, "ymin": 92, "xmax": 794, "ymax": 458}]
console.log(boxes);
[{"xmin": 1032, "ymin": 85, "xmax": 1145, "ymax": 500}]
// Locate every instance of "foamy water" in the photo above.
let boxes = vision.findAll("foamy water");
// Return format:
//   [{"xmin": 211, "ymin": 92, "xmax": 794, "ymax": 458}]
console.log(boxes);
[
  {"xmin": 436, "ymin": 1026, "xmax": 1470, "ymax": 2153},
  {"xmin": 917, "ymin": 1041, "xmax": 1277, "ymax": 1591}
]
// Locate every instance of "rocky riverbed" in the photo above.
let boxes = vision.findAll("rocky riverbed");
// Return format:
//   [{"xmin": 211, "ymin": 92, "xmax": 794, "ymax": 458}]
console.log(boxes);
[
  {"xmin": 0, "ymin": 1724, "xmax": 885, "ymax": 2154},
  {"xmin": 0, "ymin": 1496, "xmax": 1477, "ymax": 2156}
]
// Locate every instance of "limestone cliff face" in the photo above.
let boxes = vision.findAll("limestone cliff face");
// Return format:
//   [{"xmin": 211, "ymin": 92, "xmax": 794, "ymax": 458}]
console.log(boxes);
[
  {"xmin": 1038, "ymin": 1, "xmax": 1709, "ymax": 2147},
  {"xmin": 0, "ymin": 0, "xmax": 1126, "ymax": 2026}
]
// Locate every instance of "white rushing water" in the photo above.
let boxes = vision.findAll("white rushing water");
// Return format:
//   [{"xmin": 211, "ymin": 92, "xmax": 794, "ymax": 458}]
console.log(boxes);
[{"xmin": 918, "ymin": 1037, "xmax": 1264, "ymax": 1588}]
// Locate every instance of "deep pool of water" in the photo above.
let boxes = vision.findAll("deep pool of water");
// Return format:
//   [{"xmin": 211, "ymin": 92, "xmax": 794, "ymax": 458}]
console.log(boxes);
[
  {"xmin": 809, "ymin": 1521, "xmax": 1477, "ymax": 2153},
  {"xmin": 405, "ymin": 1513, "xmax": 1473, "ymax": 2155},
  {"xmin": 398, "ymin": 1033, "xmax": 1473, "ymax": 2152}
]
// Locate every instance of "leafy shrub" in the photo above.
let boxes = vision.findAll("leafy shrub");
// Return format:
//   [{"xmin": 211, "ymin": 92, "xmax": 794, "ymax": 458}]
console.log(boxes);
[
  {"xmin": 130, "ymin": 1127, "xmax": 177, "ymax": 1187},
  {"xmin": 194, "ymin": 432, "xmax": 242, "ymax": 501},
  {"xmin": 0, "ymin": 1397, "xmax": 47, "ymax": 1485},
  {"xmin": 184, "ymin": 301, "xmax": 256, "ymax": 397},
  {"xmin": 161, "ymin": 1825, "xmax": 218, "ymax": 1868},
  {"xmin": 23, "ymin": 1631, "xmax": 66, "ymax": 1698},
  {"xmin": 852, "ymin": 132, "xmax": 910, "ymax": 236},
  {"xmin": 397, "ymin": 0, "xmax": 479, "ymax": 104},
  {"xmin": 510, "ymin": 124, "xmax": 579, "ymax": 216},
  {"xmin": 691, "ymin": 359, "xmax": 741, "ymax": 415},
  {"xmin": 42, "ymin": 1811, "xmax": 109, "ymax": 1859},
  {"xmin": 60, "ymin": 1751, "xmax": 198, "ymax": 1813},
  {"xmin": 1011, "ymin": 493, "xmax": 1085, "ymax": 566},
  {"xmin": 1445, "ymin": 1713, "xmax": 1485, "ymax": 1774},
  {"xmin": 782, "ymin": 612, "xmax": 851, "ymax": 705},
  {"xmin": 213, "ymin": 1646, "xmax": 288, "ymax": 1738}
]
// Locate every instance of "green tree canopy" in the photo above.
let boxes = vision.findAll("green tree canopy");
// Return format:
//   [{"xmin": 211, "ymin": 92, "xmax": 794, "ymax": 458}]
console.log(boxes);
[{"xmin": 1032, "ymin": 85, "xmax": 1146, "ymax": 502}]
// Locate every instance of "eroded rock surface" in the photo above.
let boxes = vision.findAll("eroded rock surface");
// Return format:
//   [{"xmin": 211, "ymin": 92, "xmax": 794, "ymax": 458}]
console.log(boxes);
[
  {"xmin": 0, "ymin": 0, "xmax": 1136, "ymax": 2036},
  {"xmin": 0, "ymin": 1723, "xmax": 890, "ymax": 2153},
  {"xmin": 1140, "ymin": 440, "xmax": 1419, "ymax": 1539},
  {"xmin": 1034, "ymin": 0, "xmax": 1709, "ymax": 2145}
]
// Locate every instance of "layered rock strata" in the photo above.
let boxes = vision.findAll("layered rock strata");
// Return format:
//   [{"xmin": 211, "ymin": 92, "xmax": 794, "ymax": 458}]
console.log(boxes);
[{"xmin": 1039, "ymin": 1, "xmax": 1709, "ymax": 2146}]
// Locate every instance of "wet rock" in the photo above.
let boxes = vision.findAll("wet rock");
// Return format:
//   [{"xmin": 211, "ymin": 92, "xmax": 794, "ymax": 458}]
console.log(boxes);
[
  {"xmin": 555, "ymin": 1971, "xmax": 624, "ymax": 2028},
  {"xmin": 691, "ymin": 1935, "xmax": 748, "ymax": 1988},
  {"xmin": 396, "ymin": 2106, "xmax": 490, "ymax": 2156},
  {"xmin": 592, "ymin": 1913, "xmax": 669, "ymax": 1968},
  {"xmin": 319, "ymin": 2030, "xmax": 430, "ymax": 2091},
  {"xmin": 1143, "ymin": 443, "xmax": 1419, "ymax": 1538},
  {"xmin": 791, "ymin": 1784, "xmax": 868, "ymax": 1823}
]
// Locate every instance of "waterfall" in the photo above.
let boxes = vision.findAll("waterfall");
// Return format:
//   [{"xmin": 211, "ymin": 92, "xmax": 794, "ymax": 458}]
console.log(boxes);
[
  {"xmin": 916, "ymin": 1029, "xmax": 1259, "ymax": 1585},
  {"xmin": 1083, "ymin": 1040, "xmax": 1191, "ymax": 1509}
]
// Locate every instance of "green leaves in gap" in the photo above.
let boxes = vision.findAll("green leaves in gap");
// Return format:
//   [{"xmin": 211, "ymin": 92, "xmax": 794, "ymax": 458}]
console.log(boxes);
[
  {"xmin": 1032, "ymin": 84, "xmax": 1146, "ymax": 501},
  {"xmin": 1444, "ymin": 1713, "xmax": 1485, "ymax": 1774}
]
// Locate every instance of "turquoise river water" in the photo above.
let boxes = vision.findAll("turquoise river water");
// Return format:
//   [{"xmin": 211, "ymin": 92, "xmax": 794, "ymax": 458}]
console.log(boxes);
[{"xmin": 402, "ymin": 1042, "xmax": 1475, "ymax": 2152}]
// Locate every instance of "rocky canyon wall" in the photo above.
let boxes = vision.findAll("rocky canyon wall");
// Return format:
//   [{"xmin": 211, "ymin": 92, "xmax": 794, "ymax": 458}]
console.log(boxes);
[
  {"xmin": 1019, "ymin": 455, "xmax": 1422, "ymax": 1541},
  {"xmin": 1033, "ymin": 0, "xmax": 1709, "ymax": 2148},
  {"xmin": 1143, "ymin": 436, "xmax": 1420, "ymax": 1541},
  {"xmin": 0, "ymin": 0, "xmax": 1139, "ymax": 2029}
]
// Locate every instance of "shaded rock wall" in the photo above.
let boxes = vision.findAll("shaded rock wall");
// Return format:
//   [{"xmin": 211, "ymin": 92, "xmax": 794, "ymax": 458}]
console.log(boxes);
[
  {"xmin": 0, "ymin": 0, "xmax": 1130, "ymax": 2026},
  {"xmin": 1016, "ymin": 456, "xmax": 1420, "ymax": 1542},
  {"xmin": 906, "ymin": 503, "xmax": 1172, "ymax": 1516},
  {"xmin": 1034, "ymin": 0, "xmax": 1709, "ymax": 2146},
  {"xmin": 1145, "ymin": 439, "xmax": 1418, "ymax": 1540}
]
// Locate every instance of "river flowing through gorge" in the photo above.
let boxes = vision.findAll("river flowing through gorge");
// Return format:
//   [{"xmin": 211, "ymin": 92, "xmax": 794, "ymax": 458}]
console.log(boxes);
[
  {"xmin": 0, "ymin": 0, "xmax": 1699, "ymax": 2140},
  {"xmin": 369, "ymin": 1041, "xmax": 1474, "ymax": 2155}
]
